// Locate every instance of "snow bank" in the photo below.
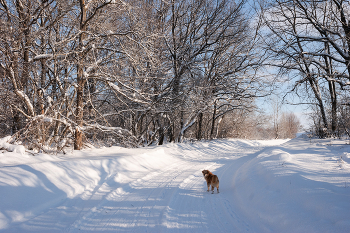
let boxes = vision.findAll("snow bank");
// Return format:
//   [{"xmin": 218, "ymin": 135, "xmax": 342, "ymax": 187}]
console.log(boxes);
[
  {"xmin": 233, "ymin": 135, "xmax": 350, "ymax": 232},
  {"xmin": 0, "ymin": 136, "xmax": 349, "ymax": 232},
  {"xmin": 0, "ymin": 144, "xmax": 186, "ymax": 231},
  {"xmin": 0, "ymin": 136, "xmax": 25, "ymax": 156}
]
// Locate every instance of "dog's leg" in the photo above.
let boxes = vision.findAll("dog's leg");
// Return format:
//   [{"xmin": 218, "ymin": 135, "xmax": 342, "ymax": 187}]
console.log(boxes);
[
  {"xmin": 211, "ymin": 185, "xmax": 214, "ymax": 194},
  {"xmin": 217, "ymin": 185, "xmax": 219, "ymax": 193},
  {"xmin": 207, "ymin": 183, "xmax": 210, "ymax": 192}
]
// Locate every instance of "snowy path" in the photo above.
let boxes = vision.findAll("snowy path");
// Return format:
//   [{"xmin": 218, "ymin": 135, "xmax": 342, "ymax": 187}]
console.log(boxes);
[{"xmin": 0, "ymin": 136, "xmax": 350, "ymax": 232}]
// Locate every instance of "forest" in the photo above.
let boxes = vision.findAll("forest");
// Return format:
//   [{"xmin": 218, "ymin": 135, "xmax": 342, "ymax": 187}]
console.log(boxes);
[{"xmin": 0, "ymin": 0, "xmax": 350, "ymax": 152}]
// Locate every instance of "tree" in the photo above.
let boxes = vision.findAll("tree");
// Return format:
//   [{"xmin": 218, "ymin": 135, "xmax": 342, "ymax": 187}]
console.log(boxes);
[
  {"xmin": 0, "ymin": 0, "xmax": 148, "ymax": 150},
  {"xmin": 259, "ymin": 0, "xmax": 350, "ymax": 136},
  {"xmin": 160, "ymin": 0, "xmax": 267, "ymax": 142},
  {"xmin": 279, "ymin": 112, "xmax": 301, "ymax": 138},
  {"xmin": 0, "ymin": 0, "xmax": 271, "ymax": 151}
]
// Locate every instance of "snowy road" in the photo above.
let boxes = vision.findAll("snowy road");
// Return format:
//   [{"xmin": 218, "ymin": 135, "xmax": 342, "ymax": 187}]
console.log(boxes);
[{"xmin": 1, "ymin": 136, "xmax": 350, "ymax": 232}]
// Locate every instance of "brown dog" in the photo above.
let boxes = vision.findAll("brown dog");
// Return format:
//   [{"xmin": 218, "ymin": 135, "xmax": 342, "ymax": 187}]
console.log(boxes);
[{"xmin": 202, "ymin": 170, "xmax": 219, "ymax": 194}]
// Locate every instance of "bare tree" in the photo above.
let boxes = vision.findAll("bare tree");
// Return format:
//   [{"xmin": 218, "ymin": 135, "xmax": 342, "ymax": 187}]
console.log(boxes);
[
  {"xmin": 159, "ymin": 0, "xmax": 267, "ymax": 142},
  {"xmin": 260, "ymin": 0, "xmax": 350, "ymax": 136},
  {"xmin": 0, "ymin": 0, "xmax": 270, "ymax": 151},
  {"xmin": 279, "ymin": 112, "xmax": 301, "ymax": 138}
]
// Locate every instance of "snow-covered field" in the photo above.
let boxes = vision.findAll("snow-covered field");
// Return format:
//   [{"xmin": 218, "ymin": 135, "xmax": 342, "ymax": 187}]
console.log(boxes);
[{"xmin": 0, "ymin": 135, "xmax": 349, "ymax": 232}]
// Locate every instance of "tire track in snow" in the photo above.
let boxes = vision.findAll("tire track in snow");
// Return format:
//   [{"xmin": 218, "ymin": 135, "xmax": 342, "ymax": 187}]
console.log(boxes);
[
  {"xmin": 161, "ymin": 158, "xmax": 252, "ymax": 233},
  {"xmin": 127, "ymin": 160, "xmax": 212, "ymax": 232},
  {"xmin": 73, "ymin": 154, "xmax": 257, "ymax": 232},
  {"xmin": 67, "ymin": 157, "xmax": 209, "ymax": 232},
  {"xmin": 213, "ymin": 159, "xmax": 253, "ymax": 232},
  {"xmin": 78, "ymin": 142, "xmax": 261, "ymax": 232},
  {"xmin": 128, "ymin": 159, "xmax": 196, "ymax": 230},
  {"xmin": 6, "ymin": 141, "xmax": 267, "ymax": 232}
]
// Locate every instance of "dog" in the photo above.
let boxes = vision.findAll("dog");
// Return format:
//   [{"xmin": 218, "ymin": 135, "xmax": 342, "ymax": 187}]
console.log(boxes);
[{"xmin": 202, "ymin": 170, "xmax": 219, "ymax": 194}]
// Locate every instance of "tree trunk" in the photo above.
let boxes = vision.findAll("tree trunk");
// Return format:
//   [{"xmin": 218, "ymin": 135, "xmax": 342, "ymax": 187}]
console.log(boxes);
[
  {"xmin": 178, "ymin": 110, "xmax": 184, "ymax": 142},
  {"xmin": 210, "ymin": 101, "xmax": 217, "ymax": 139},
  {"xmin": 196, "ymin": 112, "xmax": 203, "ymax": 140},
  {"xmin": 12, "ymin": 112, "xmax": 21, "ymax": 135},
  {"xmin": 74, "ymin": 0, "xmax": 87, "ymax": 150},
  {"xmin": 329, "ymin": 80, "xmax": 337, "ymax": 133},
  {"xmin": 333, "ymin": 0, "xmax": 350, "ymax": 80},
  {"xmin": 324, "ymin": 41, "xmax": 337, "ymax": 134},
  {"xmin": 169, "ymin": 122, "xmax": 174, "ymax": 143},
  {"xmin": 157, "ymin": 119, "xmax": 164, "ymax": 145},
  {"xmin": 158, "ymin": 127, "xmax": 164, "ymax": 145},
  {"xmin": 311, "ymin": 80, "xmax": 328, "ymax": 131},
  {"xmin": 216, "ymin": 116, "xmax": 224, "ymax": 138}
]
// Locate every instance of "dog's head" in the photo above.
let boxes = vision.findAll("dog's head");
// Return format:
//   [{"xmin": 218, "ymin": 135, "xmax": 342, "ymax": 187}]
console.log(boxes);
[{"xmin": 202, "ymin": 170, "xmax": 209, "ymax": 176}]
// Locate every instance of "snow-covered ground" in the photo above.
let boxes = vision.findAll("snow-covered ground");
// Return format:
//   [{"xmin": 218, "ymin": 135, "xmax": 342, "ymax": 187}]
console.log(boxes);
[{"xmin": 0, "ymin": 135, "xmax": 349, "ymax": 232}]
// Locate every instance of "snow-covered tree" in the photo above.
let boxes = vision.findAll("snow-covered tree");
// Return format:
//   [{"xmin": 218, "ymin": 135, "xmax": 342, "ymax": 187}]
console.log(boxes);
[{"xmin": 260, "ymin": 0, "xmax": 350, "ymax": 136}]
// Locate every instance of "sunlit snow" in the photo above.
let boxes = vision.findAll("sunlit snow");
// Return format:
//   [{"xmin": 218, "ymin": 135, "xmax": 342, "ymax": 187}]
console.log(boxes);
[{"xmin": 0, "ymin": 135, "xmax": 349, "ymax": 232}]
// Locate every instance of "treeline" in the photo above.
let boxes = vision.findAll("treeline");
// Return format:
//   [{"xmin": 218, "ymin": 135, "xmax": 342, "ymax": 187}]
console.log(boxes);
[
  {"xmin": 0, "ymin": 0, "xmax": 266, "ymax": 152},
  {"xmin": 206, "ymin": 109, "xmax": 301, "ymax": 140},
  {"xmin": 259, "ymin": 0, "xmax": 350, "ymax": 138},
  {"xmin": 0, "ymin": 0, "xmax": 349, "ymax": 152}
]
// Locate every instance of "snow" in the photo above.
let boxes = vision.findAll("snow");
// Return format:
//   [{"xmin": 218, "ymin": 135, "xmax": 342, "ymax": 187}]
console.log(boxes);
[
  {"xmin": 33, "ymin": 54, "xmax": 53, "ymax": 60},
  {"xmin": 0, "ymin": 136, "xmax": 26, "ymax": 156},
  {"xmin": 14, "ymin": 90, "xmax": 34, "ymax": 116},
  {"xmin": 107, "ymin": 81, "xmax": 149, "ymax": 104},
  {"xmin": 0, "ymin": 135, "xmax": 349, "ymax": 232}
]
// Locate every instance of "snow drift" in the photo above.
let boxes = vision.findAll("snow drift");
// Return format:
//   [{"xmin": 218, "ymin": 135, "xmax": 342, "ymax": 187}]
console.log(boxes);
[{"xmin": 0, "ymin": 136, "xmax": 349, "ymax": 232}]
